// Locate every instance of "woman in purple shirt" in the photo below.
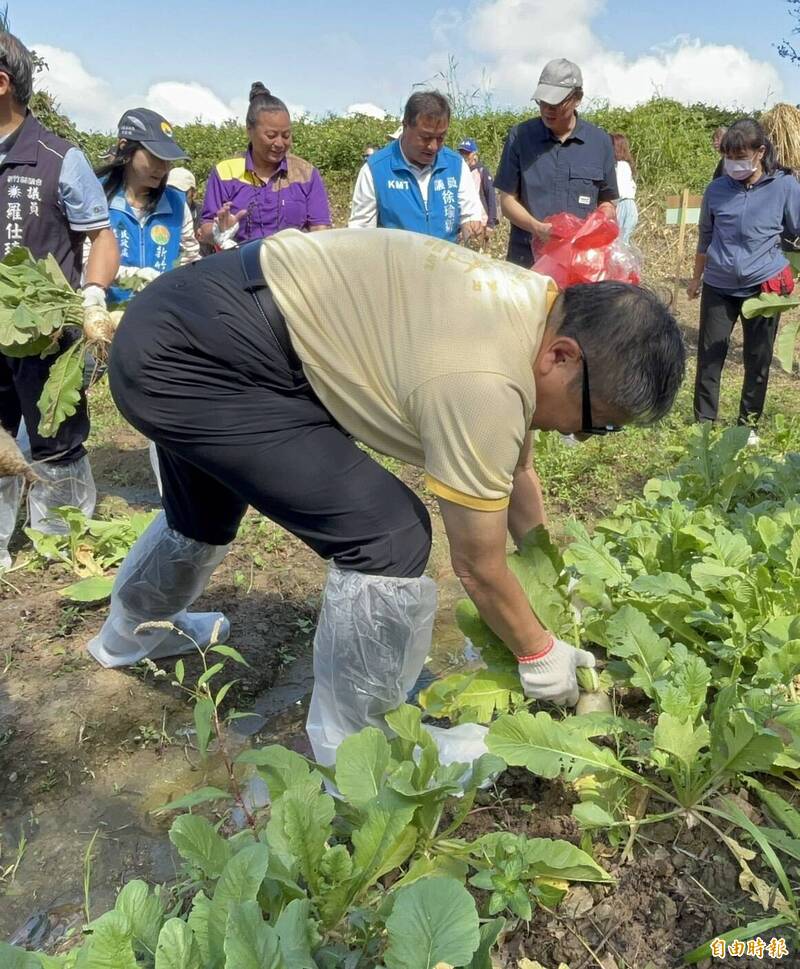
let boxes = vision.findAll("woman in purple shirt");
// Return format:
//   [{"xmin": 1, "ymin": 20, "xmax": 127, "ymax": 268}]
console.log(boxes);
[{"xmin": 199, "ymin": 83, "xmax": 332, "ymax": 249}]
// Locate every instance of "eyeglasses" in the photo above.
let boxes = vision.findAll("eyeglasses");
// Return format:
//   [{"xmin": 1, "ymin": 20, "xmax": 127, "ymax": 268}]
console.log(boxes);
[{"xmin": 577, "ymin": 342, "xmax": 623, "ymax": 437}]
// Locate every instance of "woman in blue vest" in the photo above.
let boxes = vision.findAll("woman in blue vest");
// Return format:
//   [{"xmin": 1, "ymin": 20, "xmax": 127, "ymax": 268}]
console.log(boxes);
[{"xmin": 96, "ymin": 108, "xmax": 199, "ymax": 304}]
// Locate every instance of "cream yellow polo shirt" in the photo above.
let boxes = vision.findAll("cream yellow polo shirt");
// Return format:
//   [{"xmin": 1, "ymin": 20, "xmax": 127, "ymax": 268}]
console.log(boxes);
[{"xmin": 259, "ymin": 228, "xmax": 556, "ymax": 512}]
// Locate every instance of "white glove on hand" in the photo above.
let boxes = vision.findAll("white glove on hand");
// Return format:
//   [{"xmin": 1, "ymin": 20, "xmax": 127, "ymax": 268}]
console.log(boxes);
[
  {"xmin": 517, "ymin": 636, "xmax": 596, "ymax": 707},
  {"xmin": 212, "ymin": 218, "xmax": 240, "ymax": 250},
  {"xmin": 82, "ymin": 284, "xmax": 106, "ymax": 309},
  {"xmin": 116, "ymin": 265, "xmax": 160, "ymax": 282}
]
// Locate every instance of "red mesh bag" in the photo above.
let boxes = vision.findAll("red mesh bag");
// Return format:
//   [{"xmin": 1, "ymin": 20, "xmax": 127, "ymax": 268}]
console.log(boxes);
[{"xmin": 531, "ymin": 211, "xmax": 641, "ymax": 288}]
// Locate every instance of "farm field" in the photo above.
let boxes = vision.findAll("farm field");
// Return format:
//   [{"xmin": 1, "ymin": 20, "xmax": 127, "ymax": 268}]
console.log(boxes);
[
  {"xmin": 4, "ymin": 93, "xmax": 800, "ymax": 968},
  {"xmin": 3, "ymin": 276, "xmax": 800, "ymax": 967}
]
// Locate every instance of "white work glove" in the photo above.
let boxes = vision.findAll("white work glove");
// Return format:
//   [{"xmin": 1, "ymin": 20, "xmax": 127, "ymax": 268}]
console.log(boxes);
[
  {"xmin": 81, "ymin": 284, "xmax": 107, "ymax": 309},
  {"xmin": 517, "ymin": 636, "xmax": 596, "ymax": 707},
  {"xmin": 212, "ymin": 218, "xmax": 240, "ymax": 250},
  {"xmin": 116, "ymin": 265, "xmax": 160, "ymax": 282}
]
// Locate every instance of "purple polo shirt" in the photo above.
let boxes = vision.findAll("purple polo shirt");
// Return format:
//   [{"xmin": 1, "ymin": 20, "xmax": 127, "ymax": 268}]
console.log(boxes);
[{"xmin": 201, "ymin": 148, "xmax": 332, "ymax": 243}]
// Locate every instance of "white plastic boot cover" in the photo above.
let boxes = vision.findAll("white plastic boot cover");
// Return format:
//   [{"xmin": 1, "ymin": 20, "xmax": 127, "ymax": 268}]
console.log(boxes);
[
  {"xmin": 28, "ymin": 454, "xmax": 96, "ymax": 534},
  {"xmin": 0, "ymin": 423, "xmax": 31, "ymax": 569},
  {"xmin": 87, "ymin": 512, "xmax": 230, "ymax": 668},
  {"xmin": 148, "ymin": 441, "xmax": 163, "ymax": 496},
  {"xmin": 0, "ymin": 473, "xmax": 22, "ymax": 570},
  {"xmin": 306, "ymin": 564, "xmax": 437, "ymax": 766}
]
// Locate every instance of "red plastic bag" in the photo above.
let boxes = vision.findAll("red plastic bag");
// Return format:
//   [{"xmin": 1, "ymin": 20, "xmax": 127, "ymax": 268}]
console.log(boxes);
[
  {"xmin": 760, "ymin": 264, "xmax": 795, "ymax": 295},
  {"xmin": 532, "ymin": 210, "xmax": 641, "ymax": 288}
]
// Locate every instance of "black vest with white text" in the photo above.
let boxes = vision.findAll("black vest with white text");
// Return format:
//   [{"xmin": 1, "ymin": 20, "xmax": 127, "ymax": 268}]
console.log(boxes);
[{"xmin": 0, "ymin": 113, "xmax": 83, "ymax": 287}]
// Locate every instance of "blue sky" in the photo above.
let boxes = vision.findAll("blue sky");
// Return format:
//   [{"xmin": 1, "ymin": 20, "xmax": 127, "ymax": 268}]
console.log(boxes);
[{"xmin": 13, "ymin": 1, "xmax": 800, "ymax": 129}]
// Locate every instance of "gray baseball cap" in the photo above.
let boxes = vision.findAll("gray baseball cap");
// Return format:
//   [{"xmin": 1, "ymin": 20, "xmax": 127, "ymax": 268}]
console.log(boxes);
[{"xmin": 533, "ymin": 58, "xmax": 583, "ymax": 104}]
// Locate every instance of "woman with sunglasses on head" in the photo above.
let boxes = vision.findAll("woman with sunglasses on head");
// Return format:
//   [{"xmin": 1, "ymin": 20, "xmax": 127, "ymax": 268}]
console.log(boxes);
[
  {"xmin": 95, "ymin": 109, "xmax": 199, "ymax": 305},
  {"xmin": 689, "ymin": 118, "xmax": 800, "ymax": 442},
  {"xmin": 198, "ymin": 83, "xmax": 332, "ymax": 250}
]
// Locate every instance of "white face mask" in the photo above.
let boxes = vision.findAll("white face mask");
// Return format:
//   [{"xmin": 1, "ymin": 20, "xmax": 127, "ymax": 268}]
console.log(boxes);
[{"xmin": 724, "ymin": 156, "xmax": 758, "ymax": 181}]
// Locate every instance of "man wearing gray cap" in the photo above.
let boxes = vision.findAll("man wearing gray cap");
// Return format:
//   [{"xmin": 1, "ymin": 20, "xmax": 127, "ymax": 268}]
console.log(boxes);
[{"xmin": 495, "ymin": 58, "xmax": 618, "ymax": 268}]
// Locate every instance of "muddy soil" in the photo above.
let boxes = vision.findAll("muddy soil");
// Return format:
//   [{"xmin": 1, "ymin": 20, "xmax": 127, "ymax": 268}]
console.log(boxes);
[
  {"xmin": 454, "ymin": 769, "xmax": 791, "ymax": 969},
  {"xmin": 0, "ymin": 416, "xmax": 465, "ymax": 942}
]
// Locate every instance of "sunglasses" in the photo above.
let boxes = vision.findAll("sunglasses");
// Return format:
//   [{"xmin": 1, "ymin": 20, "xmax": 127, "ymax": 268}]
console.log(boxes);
[{"xmin": 576, "ymin": 342, "xmax": 623, "ymax": 437}]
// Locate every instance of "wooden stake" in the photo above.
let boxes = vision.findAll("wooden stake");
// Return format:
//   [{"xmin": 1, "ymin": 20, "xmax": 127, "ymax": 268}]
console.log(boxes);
[{"xmin": 673, "ymin": 187, "xmax": 690, "ymax": 302}]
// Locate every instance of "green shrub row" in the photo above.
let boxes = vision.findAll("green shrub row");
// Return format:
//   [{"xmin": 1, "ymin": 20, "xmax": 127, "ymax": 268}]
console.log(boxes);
[{"xmin": 59, "ymin": 97, "xmax": 743, "ymax": 196}]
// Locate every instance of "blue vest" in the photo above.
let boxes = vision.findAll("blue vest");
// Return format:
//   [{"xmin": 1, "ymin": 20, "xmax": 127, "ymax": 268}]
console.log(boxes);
[
  {"xmin": 107, "ymin": 185, "xmax": 185, "ymax": 303},
  {"xmin": 368, "ymin": 141, "xmax": 463, "ymax": 242}
]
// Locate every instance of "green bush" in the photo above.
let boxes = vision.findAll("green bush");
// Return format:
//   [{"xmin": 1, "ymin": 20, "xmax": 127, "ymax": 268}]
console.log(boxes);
[{"xmin": 37, "ymin": 95, "xmax": 746, "ymax": 207}]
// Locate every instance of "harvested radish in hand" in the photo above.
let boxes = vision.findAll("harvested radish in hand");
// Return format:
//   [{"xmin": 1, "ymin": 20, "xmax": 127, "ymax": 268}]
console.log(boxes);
[
  {"xmin": 0, "ymin": 425, "xmax": 39, "ymax": 482},
  {"xmin": 576, "ymin": 666, "xmax": 612, "ymax": 714},
  {"xmin": 82, "ymin": 306, "xmax": 117, "ymax": 345}
]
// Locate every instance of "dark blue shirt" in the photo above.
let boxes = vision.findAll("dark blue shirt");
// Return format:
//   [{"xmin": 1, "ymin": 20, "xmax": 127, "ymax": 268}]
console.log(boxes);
[
  {"xmin": 699, "ymin": 170, "xmax": 800, "ymax": 296},
  {"xmin": 494, "ymin": 116, "xmax": 618, "ymax": 267}
]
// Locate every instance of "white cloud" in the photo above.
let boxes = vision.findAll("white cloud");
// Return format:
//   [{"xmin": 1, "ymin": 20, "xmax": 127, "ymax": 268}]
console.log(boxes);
[
  {"xmin": 33, "ymin": 45, "xmax": 306, "ymax": 130},
  {"xmin": 32, "ymin": 44, "xmax": 117, "ymax": 130},
  {"xmin": 465, "ymin": 0, "xmax": 782, "ymax": 109},
  {"xmin": 135, "ymin": 81, "xmax": 240, "ymax": 126},
  {"xmin": 346, "ymin": 102, "xmax": 387, "ymax": 119}
]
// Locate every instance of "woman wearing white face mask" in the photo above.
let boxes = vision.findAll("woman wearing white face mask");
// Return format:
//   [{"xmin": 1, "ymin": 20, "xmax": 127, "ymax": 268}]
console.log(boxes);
[{"xmin": 688, "ymin": 118, "xmax": 800, "ymax": 440}]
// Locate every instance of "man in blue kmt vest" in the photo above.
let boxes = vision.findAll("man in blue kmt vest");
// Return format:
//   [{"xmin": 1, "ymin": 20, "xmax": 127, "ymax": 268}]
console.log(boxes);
[{"xmin": 348, "ymin": 91, "xmax": 484, "ymax": 242}]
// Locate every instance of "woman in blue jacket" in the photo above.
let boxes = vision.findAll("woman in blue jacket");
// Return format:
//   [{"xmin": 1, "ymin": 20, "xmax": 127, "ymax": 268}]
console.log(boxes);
[
  {"xmin": 96, "ymin": 108, "xmax": 199, "ymax": 304},
  {"xmin": 689, "ymin": 118, "xmax": 800, "ymax": 440}
]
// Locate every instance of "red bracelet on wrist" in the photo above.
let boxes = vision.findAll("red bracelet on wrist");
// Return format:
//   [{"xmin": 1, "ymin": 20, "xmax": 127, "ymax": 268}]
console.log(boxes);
[{"xmin": 517, "ymin": 635, "xmax": 555, "ymax": 664}]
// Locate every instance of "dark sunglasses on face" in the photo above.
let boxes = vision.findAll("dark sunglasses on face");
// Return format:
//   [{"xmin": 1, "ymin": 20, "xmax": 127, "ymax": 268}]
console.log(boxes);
[{"xmin": 576, "ymin": 341, "xmax": 623, "ymax": 437}]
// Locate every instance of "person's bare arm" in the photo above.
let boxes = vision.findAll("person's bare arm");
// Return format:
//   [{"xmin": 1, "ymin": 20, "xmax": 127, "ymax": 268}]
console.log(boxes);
[
  {"xmin": 507, "ymin": 432, "xmax": 547, "ymax": 544},
  {"xmin": 498, "ymin": 190, "xmax": 552, "ymax": 242},
  {"xmin": 197, "ymin": 221, "xmax": 214, "ymax": 246},
  {"xmin": 438, "ymin": 498, "xmax": 551, "ymax": 657},
  {"xmin": 688, "ymin": 252, "xmax": 706, "ymax": 299},
  {"xmin": 83, "ymin": 227, "xmax": 118, "ymax": 288}
]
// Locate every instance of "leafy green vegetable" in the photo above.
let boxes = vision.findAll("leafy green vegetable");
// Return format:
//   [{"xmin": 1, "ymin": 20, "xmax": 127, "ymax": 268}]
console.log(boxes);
[
  {"xmin": 383, "ymin": 878, "xmax": 481, "ymax": 969},
  {"xmin": 154, "ymin": 919, "xmax": 203, "ymax": 969},
  {"xmin": 60, "ymin": 575, "xmax": 114, "ymax": 602},
  {"xmin": 36, "ymin": 338, "xmax": 85, "ymax": 437},
  {"xmin": 169, "ymin": 814, "xmax": 233, "ymax": 880},
  {"xmin": 741, "ymin": 291, "xmax": 800, "ymax": 319}
]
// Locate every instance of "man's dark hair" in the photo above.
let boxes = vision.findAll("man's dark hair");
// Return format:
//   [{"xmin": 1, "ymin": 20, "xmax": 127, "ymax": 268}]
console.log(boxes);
[
  {"xmin": 558, "ymin": 282, "xmax": 686, "ymax": 423},
  {"xmin": 403, "ymin": 91, "xmax": 451, "ymax": 127},
  {"xmin": 246, "ymin": 81, "xmax": 289, "ymax": 128},
  {"xmin": 0, "ymin": 31, "xmax": 34, "ymax": 105}
]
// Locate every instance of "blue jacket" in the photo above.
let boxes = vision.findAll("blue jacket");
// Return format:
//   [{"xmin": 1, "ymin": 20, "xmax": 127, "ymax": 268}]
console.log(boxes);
[
  {"xmin": 699, "ymin": 170, "xmax": 800, "ymax": 295},
  {"xmin": 107, "ymin": 185, "xmax": 185, "ymax": 303},
  {"xmin": 368, "ymin": 141, "xmax": 463, "ymax": 242}
]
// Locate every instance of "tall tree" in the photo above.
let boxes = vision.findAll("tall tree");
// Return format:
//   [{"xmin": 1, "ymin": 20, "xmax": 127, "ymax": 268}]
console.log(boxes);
[{"xmin": 779, "ymin": 0, "xmax": 800, "ymax": 64}]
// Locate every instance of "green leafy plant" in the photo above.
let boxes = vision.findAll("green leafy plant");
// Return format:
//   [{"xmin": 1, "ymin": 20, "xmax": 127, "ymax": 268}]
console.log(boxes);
[
  {"xmin": 0, "ymin": 247, "xmax": 120, "ymax": 438},
  {"xmin": 419, "ymin": 526, "xmax": 584, "ymax": 725},
  {"xmin": 6, "ymin": 669, "xmax": 611, "ymax": 968},
  {"xmin": 24, "ymin": 506, "xmax": 157, "ymax": 600},
  {"xmin": 568, "ymin": 428, "xmax": 800, "ymax": 692},
  {"xmin": 741, "ymin": 252, "xmax": 800, "ymax": 372}
]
